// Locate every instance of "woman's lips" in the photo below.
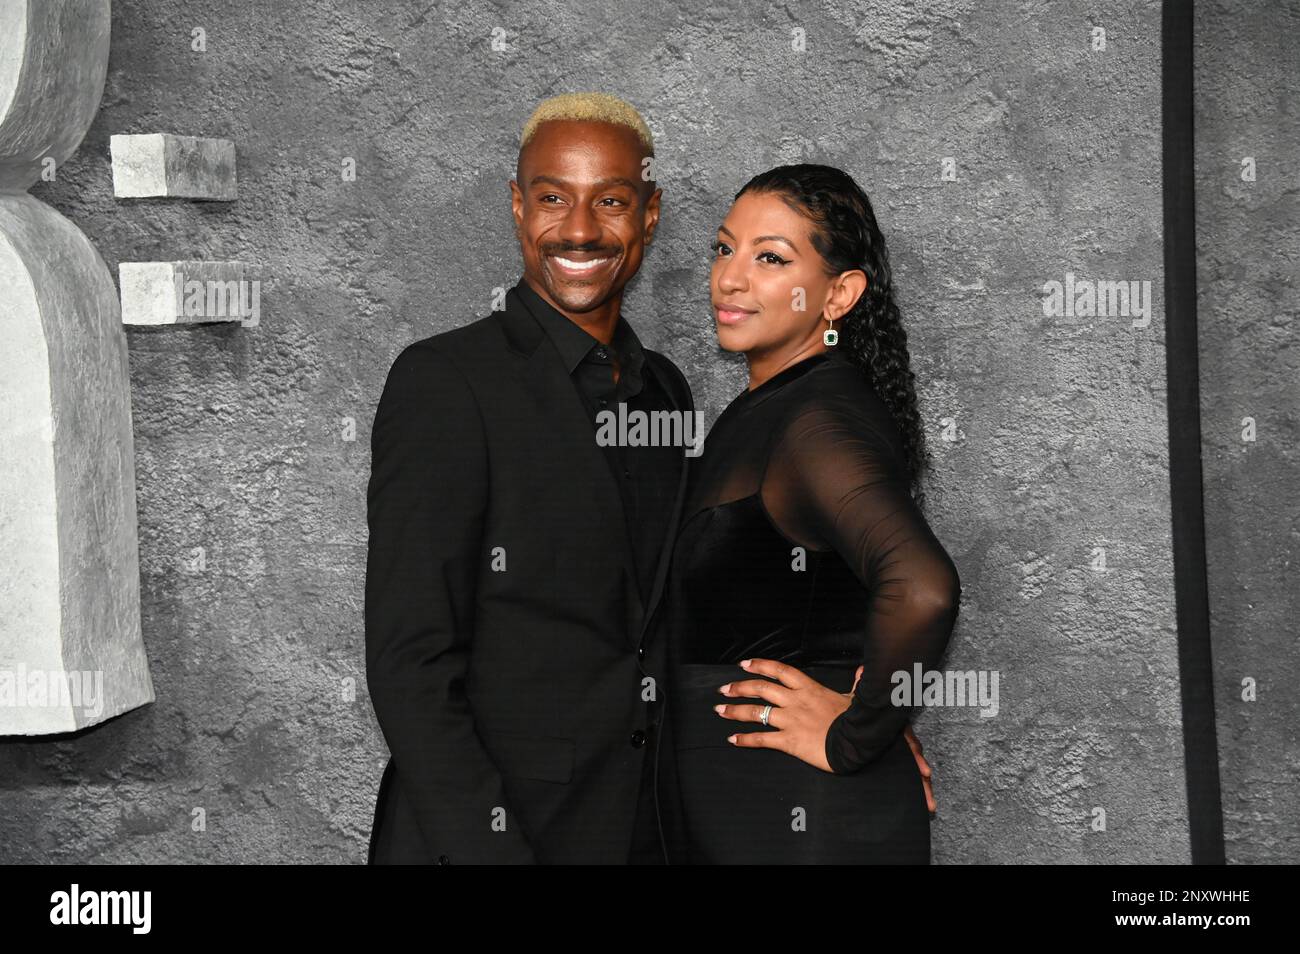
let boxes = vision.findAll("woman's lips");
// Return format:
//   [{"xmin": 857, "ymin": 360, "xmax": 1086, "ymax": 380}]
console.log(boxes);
[{"xmin": 715, "ymin": 305, "xmax": 758, "ymax": 325}]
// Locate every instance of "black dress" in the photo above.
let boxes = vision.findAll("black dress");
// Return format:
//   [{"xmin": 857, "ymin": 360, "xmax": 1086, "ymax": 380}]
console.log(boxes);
[{"xmin": 662, "ymin": 349, "xmax": 962, "ymax": 864}]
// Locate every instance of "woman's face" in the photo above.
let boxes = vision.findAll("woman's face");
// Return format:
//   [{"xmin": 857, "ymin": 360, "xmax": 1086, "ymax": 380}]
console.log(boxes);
[{"xmin": 710, "ymin": 190, "xmax": 848, "ymax": 357}]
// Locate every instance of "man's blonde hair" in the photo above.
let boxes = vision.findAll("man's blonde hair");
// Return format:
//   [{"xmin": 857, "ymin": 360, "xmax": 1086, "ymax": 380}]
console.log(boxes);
[{"xmin": 520, "ymin": 92, "xmax": 654, "ymax": 154}]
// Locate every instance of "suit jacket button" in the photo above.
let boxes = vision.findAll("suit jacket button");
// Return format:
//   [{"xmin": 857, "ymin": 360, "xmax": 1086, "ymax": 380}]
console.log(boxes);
[
  {"xmin": 631, "ymin": 729, "xmax": 647, "ymax": 748},
  {"xmin": 438, "ymin": 855, "xmax": 450, "ymax": 865}
]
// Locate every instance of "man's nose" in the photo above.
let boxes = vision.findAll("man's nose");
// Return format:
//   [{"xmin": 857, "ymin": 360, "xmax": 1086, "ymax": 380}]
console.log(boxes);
[{"xmin": 557, "ymin": 202, "xmax": 600, "ymax": 247}]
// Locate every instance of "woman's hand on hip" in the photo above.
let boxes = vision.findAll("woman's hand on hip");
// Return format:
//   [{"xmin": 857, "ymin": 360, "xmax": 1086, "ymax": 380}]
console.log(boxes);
[{"xmin": 714, "ymin": 658, "xmax": 851, "ymax": 773}]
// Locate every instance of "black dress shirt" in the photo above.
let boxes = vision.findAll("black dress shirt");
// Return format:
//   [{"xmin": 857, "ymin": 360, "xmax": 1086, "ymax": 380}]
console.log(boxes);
[
  {"xmin": 512, "ymin": 279, "xmax": 681, "ymax": 863},
  {"xmin": 512, "ymin": 279, "xmax": 682, "ymax": 606}
]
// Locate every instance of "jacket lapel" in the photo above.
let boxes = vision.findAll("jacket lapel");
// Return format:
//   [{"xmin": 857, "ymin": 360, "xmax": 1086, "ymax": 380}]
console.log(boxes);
[
  {"xmin": 497, "ymin": 287, "xmax": 647, "ymax": 639},
  {"xmin": 636, "ymin": 359, "xmax": 692, "ymax": 647}
]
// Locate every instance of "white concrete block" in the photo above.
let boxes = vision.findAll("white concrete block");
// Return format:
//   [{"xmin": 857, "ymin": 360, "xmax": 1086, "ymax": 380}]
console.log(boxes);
[
  {"xmin": 119, "ymin": 260, "xmax": 261, "ymax": 325},
  {"xmin": 110, "ymin": 133, "xmax": 237, "ymax": 200}
]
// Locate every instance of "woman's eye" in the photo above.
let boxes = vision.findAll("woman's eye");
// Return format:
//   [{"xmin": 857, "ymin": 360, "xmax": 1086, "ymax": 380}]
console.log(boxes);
[
  {"xmin": 710, "ymin": 240, "xmax": 731, "ymax": 257},
  {"xmin": 758, "ymin": 251, "xmax": 789, "ymax": 265}
]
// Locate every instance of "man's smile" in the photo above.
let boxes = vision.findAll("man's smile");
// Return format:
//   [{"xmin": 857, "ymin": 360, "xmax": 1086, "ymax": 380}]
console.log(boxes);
[{"xmin": 545, "ymin": 251, "xmax": 619, "ymax": 281}]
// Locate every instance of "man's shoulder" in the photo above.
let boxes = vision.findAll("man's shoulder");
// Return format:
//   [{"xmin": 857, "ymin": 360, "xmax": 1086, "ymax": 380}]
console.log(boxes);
[
  {"xmin": 379, "ymin": 312, "xmax": 509, "ymax": 404},
  {"xmin": 388, "ymin": 311, "xmax": 511, "ymax": 374},
  {"xmin": 402, "ymin": 310, "xmax": 505, "ymax": 359}
]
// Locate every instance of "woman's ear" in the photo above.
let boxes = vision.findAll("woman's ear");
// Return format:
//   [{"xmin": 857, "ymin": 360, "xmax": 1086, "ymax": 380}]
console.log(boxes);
[{"xmin": 825, "ymin": 269, "xmax": 869, "ymax": 321}]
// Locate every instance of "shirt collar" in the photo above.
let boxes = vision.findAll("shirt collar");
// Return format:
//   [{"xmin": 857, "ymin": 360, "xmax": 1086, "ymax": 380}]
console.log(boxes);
[{"xmin": 512, "ymin": 279, "xmax": 646, "ymax": 377}]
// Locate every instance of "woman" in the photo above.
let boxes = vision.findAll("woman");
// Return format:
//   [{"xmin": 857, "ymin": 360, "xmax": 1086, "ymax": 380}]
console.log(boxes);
[{"xmin": 662, "ymin": 164, "xmax": 962, "ymax": 864}]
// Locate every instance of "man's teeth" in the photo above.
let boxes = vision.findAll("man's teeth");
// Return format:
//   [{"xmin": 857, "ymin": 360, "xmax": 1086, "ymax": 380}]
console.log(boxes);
[{"xmin": 552, "ymin": 256, "xmax": 610, "ymax": 271}]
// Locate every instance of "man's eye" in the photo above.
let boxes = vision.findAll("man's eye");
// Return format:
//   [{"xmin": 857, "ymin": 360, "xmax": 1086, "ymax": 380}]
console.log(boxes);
[
  {"xmin": 540, "ymin": 194, "xmax": 561, "ymax": 203},
  {"xmin": 598, "ymin": 197, "xmax": 624, "ymax": 206}
]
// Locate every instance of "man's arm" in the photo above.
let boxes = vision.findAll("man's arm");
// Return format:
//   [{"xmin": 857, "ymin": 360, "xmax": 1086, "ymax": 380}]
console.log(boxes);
[{"xmin": 365, "ymin": 343, "xmax": 536, "ymax": 863}]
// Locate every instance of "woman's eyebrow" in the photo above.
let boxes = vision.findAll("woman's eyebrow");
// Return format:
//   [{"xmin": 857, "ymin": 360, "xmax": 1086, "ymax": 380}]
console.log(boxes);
[{"xmin": 717, "ymin": 224, "xmax": 798, "ymax": 251}]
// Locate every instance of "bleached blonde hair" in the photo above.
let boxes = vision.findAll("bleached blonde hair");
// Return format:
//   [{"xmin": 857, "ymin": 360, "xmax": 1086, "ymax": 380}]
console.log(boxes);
[{"xmin": 520, "ymin": 92, "xmax": 654, "ymax": 154}]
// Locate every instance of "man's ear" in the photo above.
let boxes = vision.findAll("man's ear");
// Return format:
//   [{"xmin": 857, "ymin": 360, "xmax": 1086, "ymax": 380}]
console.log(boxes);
[
  {"xmin": 643, "ymin": 186, "xmax": 662, "ymax": 244},
  {"xmin": 509, "ymin": 179, "xmax": 524, "ymax": 232}
]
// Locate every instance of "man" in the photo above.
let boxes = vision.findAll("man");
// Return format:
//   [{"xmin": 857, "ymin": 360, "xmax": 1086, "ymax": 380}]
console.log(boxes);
[
  {"xmin": 365, "ymin": 93, "xmax": 690, "ymax": 864},
  {"xmin": 364, "ymin": 92, "xmax": 935, "ymax": 864}
]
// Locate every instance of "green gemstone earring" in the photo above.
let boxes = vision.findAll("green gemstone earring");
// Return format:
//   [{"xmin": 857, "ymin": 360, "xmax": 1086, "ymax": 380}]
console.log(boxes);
[{"xmin": 823, "ymin": 317, "xmax": 839, "ymax": 346}]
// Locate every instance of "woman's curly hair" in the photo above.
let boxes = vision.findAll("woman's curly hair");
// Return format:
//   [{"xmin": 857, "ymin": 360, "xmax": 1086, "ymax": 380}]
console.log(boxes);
[{"xmin": 735, "ymin": 163, "xmax": 933, "ymax": 511}]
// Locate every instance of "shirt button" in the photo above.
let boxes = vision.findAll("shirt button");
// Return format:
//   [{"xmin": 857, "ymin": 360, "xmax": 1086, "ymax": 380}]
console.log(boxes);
[
  {"xmin": 438, "ymin": 854, "xmax": 450, "ymax": 864},
  {"xmin": 595, "ymin": 347, "xmax": 607, "ymax": 358},
  {"xmin": 637, "ymin": 645, "xmax": 645, "ymax": 660},
  {"xmin": 630, "ymin": 729, "xmax": 647, "ymax": 748}
]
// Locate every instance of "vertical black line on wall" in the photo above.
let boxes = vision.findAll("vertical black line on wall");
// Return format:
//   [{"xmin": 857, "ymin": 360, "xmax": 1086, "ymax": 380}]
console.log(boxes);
[{"xmin": 1162, "ymin": 0, "xmax": 1226, "ymax": 864}]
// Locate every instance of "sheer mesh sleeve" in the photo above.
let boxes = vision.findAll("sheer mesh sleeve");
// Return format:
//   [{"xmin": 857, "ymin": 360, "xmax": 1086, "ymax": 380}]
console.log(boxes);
[{"xmin": 760, "ymin": 394, "xmax": 962, "ymax": 775}]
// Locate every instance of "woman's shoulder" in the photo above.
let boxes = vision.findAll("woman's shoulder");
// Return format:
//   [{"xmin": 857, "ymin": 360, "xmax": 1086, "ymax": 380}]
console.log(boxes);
[
  {"xmin": 778, "ymin": 352, "xmax": 894, "ymax": 423},
  {"xmin": 771, "ymin": 354, "xmax": 904, "ymax": 463}
]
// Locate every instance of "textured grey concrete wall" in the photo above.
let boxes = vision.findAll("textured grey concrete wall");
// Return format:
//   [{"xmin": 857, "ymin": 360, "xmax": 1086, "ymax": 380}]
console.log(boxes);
[
  {"xmin": 0, "ymin": 0, "xmax": 1289, "ymax": 863},
  {"xmin": 1195, "ymin": 2, "xmax": 1299, "ymax": 864}
]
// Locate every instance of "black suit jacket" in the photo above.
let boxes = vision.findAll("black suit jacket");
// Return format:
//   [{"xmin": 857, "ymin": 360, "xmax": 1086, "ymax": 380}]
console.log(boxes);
[{"xmin": 365, "ymin": 283, "xmax": 694, "ymax": 864}]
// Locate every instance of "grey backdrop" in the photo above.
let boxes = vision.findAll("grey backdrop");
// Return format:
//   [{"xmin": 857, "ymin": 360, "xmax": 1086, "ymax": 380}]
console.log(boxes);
[{"xmin": 1, "ymin": 0, "xmax": 1294, "ymax": 863}]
